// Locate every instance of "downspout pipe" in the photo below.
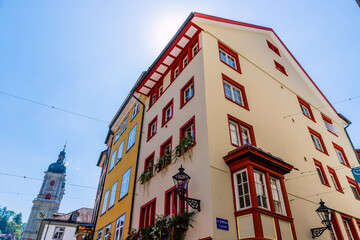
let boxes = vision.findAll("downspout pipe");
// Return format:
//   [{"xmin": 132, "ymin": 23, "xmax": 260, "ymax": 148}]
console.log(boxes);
[
  {"xmin": 128, "ymin": 93, "xmax": 145, "ymax": 232},
  {"xmin": 338, "ymin": 113, "xmax": 360, "ymax": 164}
]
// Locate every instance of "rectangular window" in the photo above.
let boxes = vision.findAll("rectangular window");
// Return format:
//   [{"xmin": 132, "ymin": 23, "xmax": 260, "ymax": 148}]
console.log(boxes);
[
  {"xmin": 333, "ymin": 143, "xmax": 350, "ymax": 167},
  {"xmin": 158, "ymin": 85, "xmax": 163, "ymax": 97},
  {"xmin": 348, "ymin": 177, "xmax": 360, "ymax": 200},
  {"xmin": 104, "ymin": 223, "xmax": 111, "ymax": 240},
  {"xmin": 114, "ymin": 130, "xmax": 120, "ymax": 144},
  {"xmin": 183, "ymin": 55, "xmax": 188, "ymax": 68},
  {"xmin": 342, "ymin": 216, "xmax": 357, "ymax": 240},
  {"xmin": 121, "ymin": 114, "xmax": 128, "ymax": 134},
  {"xmin": 101, "ymin": 189, "xmax": 109, "ymax": 215},
  {"xmin": 266, "ymin": 40, "xmax": 280, "ymax": 56},
  {"xmin": 180, "ymin": 77, "xmax": 194, "ymax": 109},
  {"xmin": 174, "ymin": 66, "xmax": 179, "ymax": 79},
  {"xmin": 222, "ymin": 74, "xmax": 249, "ymax": 109},
  {"xmin": 127, "ymin": 124, "xmax": 137, "ymax": 151},
  {"xmin": 119, "ymin": 168, "xmax": 131, "ymax": 199},
  {"xmin": 322, "ymin": 114, "xmax": 338, "ymax": 135},
  {"xmin": 96, "ymin": 229, "xmax": 103, "ymax": 240},
  {"xmin": 298, "ymin": 97, "xmax": 315, "ymax": 121},
  {"xmin": 165, "ymin": 187, "xmax": 186, "ymax": 215},
  {"xmin": 270, "ymin": 177, "xmax": 286, "ymax": 215},
  {"xmin": 139, "ymin": 198, "xmax": 156, "ymax": 229},
  {"xmin": 160, "ymin": 137, "xmax": 172, "ymax": 158},
  {"xmin": 150, "ymin": 93, "xmax": 156, "ymax": 107},
  {"xmin": 313, "ymin": 159, "xmax": 329, "ymax": 186},
  {"xmin": 308, "ymin": 127, "xmax": 328, "ymax": 155},
  {"xmin": 52, "ymin": 227, "xmax": 64, "ymax": 239},
  {"xmin": 144, "ymin": 153, "xmax": 155, "ymax": 173},
  {"xmin": 228, "ymin": 116, "xmax": 256, "ymax": 147},
  {"xmin": 254, "ymin": 170, "xmax": 269, "ymax": 209},
  {"xmin": 218, "ymin": 42, "xmax": 240, "ymax": 73},
  {"xmin": 233, "ymin": 169, "xmax": 251, "ymax": 210},
  {"xmin": 328, "ymin": 166, "xmax": 343, "ymax": 193},
  {"xmin": 180, "ymin": 116, "xmax": 195, "ymax": 143},
  {"xmin": 192, "ymin": 42, "xmax": 199, "ymax": 57},
  {"xmin": 108, "ymin": 181, "xmax": 117, "ymax": 209},
  {"xmin": 131, "ymin": 101, "xmax": 140, "ymax": 120},
  {"xmin": 147, "ymin": 116, "xmax": 157, "ymax": 141},
  {"xmin": 162, "ymin": 99, "xmax": 173, "ymax": 127},
  {"xmin": 274, "ymin": 60, "xmax": 287, "ymax": 75},
  {"xmin": 116, "ymin": 140, "xmax": 124, "ymax": 164},
  {"xmin": 108, "ymin": 150, "xmax": 117, "ymax": 172},
  {"xmin": 114, "ymin": 214, "xmax": 125, "ymax": 240}
]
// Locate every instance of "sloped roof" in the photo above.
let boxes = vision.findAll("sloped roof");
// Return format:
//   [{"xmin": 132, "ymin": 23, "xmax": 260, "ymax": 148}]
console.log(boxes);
[
  {"xmin": 133, "ymin": 12, "xmax": 344, "ymax": 122},
  {"xmin": 46, "ymin": 207, "xmax": 93, "ymax": 224}
]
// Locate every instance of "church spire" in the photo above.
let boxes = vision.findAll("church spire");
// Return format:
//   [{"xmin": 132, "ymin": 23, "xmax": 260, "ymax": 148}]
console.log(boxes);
[{"xmin": 48, "ymin": 146, "xmax": 67, "ymax": 174}]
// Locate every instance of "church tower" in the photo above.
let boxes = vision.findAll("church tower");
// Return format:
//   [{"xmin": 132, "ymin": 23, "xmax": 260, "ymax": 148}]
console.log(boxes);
[{"xmin": 21, "ymin": 147, "xmax": 67, "ymax": 240}]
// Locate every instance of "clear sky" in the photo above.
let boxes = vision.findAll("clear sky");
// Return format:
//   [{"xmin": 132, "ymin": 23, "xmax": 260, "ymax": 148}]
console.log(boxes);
[{"xmin": 0, "ymin": 0, "xmax": 359, "ymax": 222}]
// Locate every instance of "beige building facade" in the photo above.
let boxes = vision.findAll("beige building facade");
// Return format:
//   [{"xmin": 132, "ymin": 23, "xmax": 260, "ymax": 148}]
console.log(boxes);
[{"xmin": 100, "ymin": 13, "xmax": 360, "ymax": 240}]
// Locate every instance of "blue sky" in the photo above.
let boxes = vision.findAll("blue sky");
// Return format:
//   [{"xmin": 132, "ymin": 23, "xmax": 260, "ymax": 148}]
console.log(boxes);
[{"xmin": 0, "ymin": 0, "xmax": 359, "ymax": 222}]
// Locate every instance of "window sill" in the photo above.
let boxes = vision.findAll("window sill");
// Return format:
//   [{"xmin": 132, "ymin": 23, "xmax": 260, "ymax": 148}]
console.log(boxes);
[
  {"xmin": 107, "ymin": 205, "xmax": 114, "ymax": 211},
  {"xmin": 125, "ymin": 145, "xmax": 134, "ymax": 153},
  {"xmin": 115, "ymin": 158, "xmax": 122, "ymax": 166},
  {"xmin": 225, "ymin": 97, "xmax": 249, "ymax": 111},
  {"xmin": 118, "ymin": 193, "xmax": 128, "ymax": 202},
  {"xmin": 220, "ymin": 60, "xmax": 242, "ymax": 74},
  {"xmin": 321, "ymin": 183, "xmax": 331, "ymax": 188},
  {"xmin": 314, "ymin": 148, "xmax": 329, "ymax": 156},
  {"xmin": 180, "ymin": 96, "xmax": 194, "ymax": 109},
  {"xmin": 340, "ymin": 162, "xmax": 351, "ymax": 169},
  {"xmin": 327, "ymin": 130, "xmax": 338, "ymax": 137},
  {"xmin": 147, "ymin": 134, "xmax": 156, "ymax": 142},
  {"xmin": 303, "ymin": 115, "xmax": 316, "ymax": 123}
]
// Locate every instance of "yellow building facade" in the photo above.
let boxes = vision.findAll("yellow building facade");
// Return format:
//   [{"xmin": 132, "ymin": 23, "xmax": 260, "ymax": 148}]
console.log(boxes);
[{"xmin": 93, "ymin": 93, "xmax": 145, "ymax": 240}]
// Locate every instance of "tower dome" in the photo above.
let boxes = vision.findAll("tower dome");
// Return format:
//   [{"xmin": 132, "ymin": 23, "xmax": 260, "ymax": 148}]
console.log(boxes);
[{"xmin": 47, "ymin": 147, "xmax": 66, "ymax": 174}]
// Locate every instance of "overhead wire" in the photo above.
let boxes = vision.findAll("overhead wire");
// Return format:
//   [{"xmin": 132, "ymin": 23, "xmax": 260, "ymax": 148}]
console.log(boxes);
[{"xmin": 0, "ymin": 90, "xmax": 109, "ymax": 124}]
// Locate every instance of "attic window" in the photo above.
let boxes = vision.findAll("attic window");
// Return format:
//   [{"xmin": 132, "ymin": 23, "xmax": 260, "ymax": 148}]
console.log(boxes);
[
  {"xmin": 71, "ymin": 214, "xmax": 78, "ymax": 221},
  {"xmin": 267, "ymin": 40, "xmax": 280, "ymax": 56},
  {"xmin": 274, "ymin": 61, "xmax": 287, "ymax": 76}
]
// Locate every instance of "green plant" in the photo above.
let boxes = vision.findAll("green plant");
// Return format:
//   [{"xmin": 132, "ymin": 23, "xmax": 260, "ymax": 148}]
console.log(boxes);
[
  {"xmin": 126, "ymin": 212, "xmax": 196, "ymax": 240},
  {"xmin": 138, "ymin": 166, "xmax": 153, "ymax": 184},
  {"xmin": 174, "ymin": 136, "xmax": 194, "ymax": 161},
  {"xmin": 154, "ymin": 153, "xmax": 172, "ymax": 172}
]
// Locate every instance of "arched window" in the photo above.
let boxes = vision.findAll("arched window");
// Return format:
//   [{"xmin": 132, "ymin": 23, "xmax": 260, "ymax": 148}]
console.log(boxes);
[
  {"xmin": 45, "ymin": 193, "xmax": 51, "ymax": 200},
  {"xmin": 50, "ymin": 180, "xmax": 55, "ymax": 186}
]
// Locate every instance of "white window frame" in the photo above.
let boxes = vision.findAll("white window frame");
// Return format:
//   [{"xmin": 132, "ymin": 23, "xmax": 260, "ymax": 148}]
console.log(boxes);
[
  {"xmin": 114, "ymin": 130, "xmax": 120, "ymax": 144},
  {"xmin": 108, "ymin": 181, "xmax": 118, "ymax": 209},
  {"xmin": 126, "ymin": 124, "xmax": 137, "ymax": 151},
  {"xmin": 131, "ymin": 101, "xmax": 140, "ymax": 120},
  {"xmin": 223, "ymin": 81, "xmax": 244, "ymax": 106},
  {"xmin": 150, "ymin": 121, "xmax": 156, "ymax": 136},
  {"xmin": 343, "ymin": 219, "xmax": 354, "ymax": 240},
  {"xmin": 158, "ymin": 86, "xmax": 163, "ymax": 97},
  {"xmin": 101, "ymin": 190, "xmax": 109, "ymax": 215},
  {"xmin": 120, "ymin": 168, "xmax": 131, "ymax": 199},
  {"xmin": 96, "ymin": 229, "xmax": 103, "ymax": 240},
  {"xmin": 233, "ymin": 169, "xmax": 251, "ymax": 210},
  {"xmin": 52, "ymin": 227, "xmax": 65, "ymax": 239},
  {"xmin": 121, "ymin": 114, "xmax": 128, "ymax": 134},
  {"xmin": 174, "ymin": 66, "xmax": 179, "ymax": 79},
  {"xmin": 300, "ymin": 104, "xmax": 311, "ymax": 118},
  {"xmin": 311, "ymin": 134, "xmax": 324, "ymax": 152},
  {"xmin": 254, "ymin": 170, "xmax": 269, "ymax": 209},
  {"xmin": 270, "ymin": 177, "xmax": 286, "ymax": 215},
  {"xmin": 350, "ymin": 183, "xmax": 360, "ymax": 200},
  {"xmin": 184, "ymin": 124, "xmax": 194, "ymax": 139},
  {"xmin": 335, "ymin": 149, "xmax": 346, "ymax": 165},
  {"xmin": 165, "ymin": 104, "xmax": 173, "ymax": 122},
  {"xmin": 329, "ymin": 171, "xmax": 340, "ymax": 191},
  {"xmin": 108, "ymin": 150, "xmax": 117, "ymax": 172},
  {"xmin": 192, "ymin": 43, "xmax": 199, "ymax": 57},
  {"xmin": 183, "ymin": 55, "xmax": 188, "ymax": 68},
  {"xmin": 229, "ymin": 121, "xmax": 240, "ymax": 146},
  {"xmin": 114, "ymin": 213, "xmax": 126, "ymax": 240},
  {"xmin": 220, "ymin": 49, "xmax": 237, "ymax": 69},
  {"xmin": 104, "ymin": 223, "xmax": 112, "ymax": 240},
  {"xmin": 315, "ymin": 166, "xmax": 326, "ymax": 185},
  {"xmin": 241, "ymin": 125, "xmax": 251, "ymax": 145},
  {"xmin": 116, "ymin": 140, "xmax": 124, "ymax": 164},
  {"xmin": 184, "ymin": 84, "xmax": 193, "ymax": 102}
]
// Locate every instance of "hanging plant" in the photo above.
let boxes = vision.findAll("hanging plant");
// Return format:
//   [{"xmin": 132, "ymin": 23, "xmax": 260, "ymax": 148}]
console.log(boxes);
[
  {"xmin": 174, "ymin": 136, "xmax": 194, "ymax": 161},
  {"xmin": 154, "ymin": 153, "xmax": 172, "ymax": 172},
  {"xmin": 138, "ymin": 166, "xmax": 153, "ymax": 184},
  {"xmin": 126, "ymin": 212, "xmax": 196, "ymax": 240}
]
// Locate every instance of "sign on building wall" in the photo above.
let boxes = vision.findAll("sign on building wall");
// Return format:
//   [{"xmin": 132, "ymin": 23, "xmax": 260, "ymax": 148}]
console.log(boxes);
[
  {"xmin": 216, "ymin": 217, "xmax": 229, "ymax": 231},
  {"xmin": 352, "ymin": 166, "xmax": 360, "ymax": 183}
]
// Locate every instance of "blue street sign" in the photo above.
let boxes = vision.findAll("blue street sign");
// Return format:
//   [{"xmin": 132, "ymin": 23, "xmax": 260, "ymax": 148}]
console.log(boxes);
[
  {"xmin": 352, "ymin": 166, "xmax": 360, "ymax": 183},
  {"xmin": 216, "ymin": 217, "xmax": 229, "ymax": 231}
]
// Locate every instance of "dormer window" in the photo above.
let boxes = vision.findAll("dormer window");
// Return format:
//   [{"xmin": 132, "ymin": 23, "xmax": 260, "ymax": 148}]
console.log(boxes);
[
  {"xmin": 183, "ymin": 56, "xmax": 189, "ymax": 68},
  {"xmin": 71, "ymin": 214, "xmax": 78, "ymax": 221}
]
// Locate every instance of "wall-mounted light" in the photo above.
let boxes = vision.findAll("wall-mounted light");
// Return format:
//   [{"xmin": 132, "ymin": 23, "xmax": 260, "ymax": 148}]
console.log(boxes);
[
  {"xmin": 311, "ymin": 199, "xmax": 332, "ymax": 238},
  {"xmin": 172, "ymin": 165, "xmax": 201, "ymax": 212}
]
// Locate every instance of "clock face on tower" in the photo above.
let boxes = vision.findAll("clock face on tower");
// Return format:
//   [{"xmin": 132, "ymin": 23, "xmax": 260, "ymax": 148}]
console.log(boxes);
[{"xmin": 37, "ymin": 210, "xmax": 47, "ymax": 219}]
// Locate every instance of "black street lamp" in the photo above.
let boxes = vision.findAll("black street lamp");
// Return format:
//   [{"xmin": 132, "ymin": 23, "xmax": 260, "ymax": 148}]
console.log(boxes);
[
  {"xmin": 172, "ymin": 165, "xmax": 201, "ymax": 212},
  {"xmin": 311, "ymin": 199, "xmax": 332, "ymax": 238}
]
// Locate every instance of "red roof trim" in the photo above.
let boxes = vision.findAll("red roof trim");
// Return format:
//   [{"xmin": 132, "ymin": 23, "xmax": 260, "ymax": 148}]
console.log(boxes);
[{"xmin": 194, "ymin": 12, "xmax": 340, "ymax": 118}]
